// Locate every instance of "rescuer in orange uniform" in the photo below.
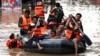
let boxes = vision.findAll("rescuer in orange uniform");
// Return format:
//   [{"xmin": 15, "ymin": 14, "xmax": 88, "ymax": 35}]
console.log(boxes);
[
  {"xmin": 34, "ymin": 1, "xmax": 45, "ymax": 20},
  {"xmin": 18, "ymin": 9, "xmax": 32, "ymax": 37},
  {"xmin": 28, "ymin": 16, "xmax": 44, "ymax": 50},
  {"xmin": 34, "ymin": 1, "xmax": 47, "ymax": 34}
]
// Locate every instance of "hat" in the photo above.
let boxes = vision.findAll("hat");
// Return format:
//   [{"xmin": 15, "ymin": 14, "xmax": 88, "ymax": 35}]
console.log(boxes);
[{"xmin": 37, "ymin": 1, "xmax": 42, "ymax": 5}]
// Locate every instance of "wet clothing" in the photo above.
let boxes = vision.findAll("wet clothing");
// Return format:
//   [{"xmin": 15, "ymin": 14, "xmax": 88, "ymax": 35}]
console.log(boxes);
[
  {"xmin": 66, "ymin": 20, "xmax": 83, "ymax": 40},
  {"xmin": 6, "ymin": 39, "xmax": 21, "ymax": 49}
]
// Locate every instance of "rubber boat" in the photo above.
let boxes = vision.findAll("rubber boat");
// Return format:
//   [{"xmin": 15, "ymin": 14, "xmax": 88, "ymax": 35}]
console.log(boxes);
[{"xmin": 22, "ymin": 37, "xmax": 86, "ymax": 54}]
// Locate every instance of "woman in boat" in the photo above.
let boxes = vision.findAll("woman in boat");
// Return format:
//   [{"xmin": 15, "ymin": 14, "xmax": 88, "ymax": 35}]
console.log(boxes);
[{"xmin": 65, "ymin": 13, "xmax": 83, "ymax": 56}]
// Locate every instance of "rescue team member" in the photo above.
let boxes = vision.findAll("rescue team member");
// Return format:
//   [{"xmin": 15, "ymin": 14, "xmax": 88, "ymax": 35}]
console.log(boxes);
[
  {"xmin": 18, "ymin": 9, "xmax": 32, "ymax": 37},
  {"xmin": 6, "ymin": 33, "xmax": 21, "ymax": 49},
  {"xmin": 65, "ymin": 13, "xmax": 83, "ymax": 56},
  {"xmin": 34, "ymin": 1, "xmax": 45, "ymax": 20},
  {"xmin": 27, "ymin": 16, "xmax": 44, "ymax": 50},
  {"xmin": 34, "ymin": 1, "xmax": 47, "ymax": 34}
]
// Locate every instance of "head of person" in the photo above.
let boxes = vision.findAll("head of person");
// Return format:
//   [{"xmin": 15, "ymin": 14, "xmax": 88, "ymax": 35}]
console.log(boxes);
[
  {"xmin": 32, "ymin": 16, "xmax": 39, "ymax": 23},
  {"xmin": 75, "ymin": 13, "xmax": 82, "ymax": 20},
  {"xmin": 68, "ymin": 14, "xmax": 74, "ymax": 19},
  {"xmin": 9, "ymin": 33, "xmax": 15, "ymax": 39},
  {"xmin": 36, "ymin": 1, "xmax": 43, "ymax": 6},
  {"xmin": 55, "ymin": 3, "xmax": 61, "ymax": 7},
  {"xmin": 68, "ymin": 14, "xmax": 75, "ymax": 23},
  {"xmin": 57, "ymin": 24, "xmax": 64, "ymax": 32},
  {"xmin": 24, "ymin": 9, "xmax": 30, "ymax": 18},
  {"xmin": 51, "ymin": 30, "xmax": 57, "ymax": 37}
]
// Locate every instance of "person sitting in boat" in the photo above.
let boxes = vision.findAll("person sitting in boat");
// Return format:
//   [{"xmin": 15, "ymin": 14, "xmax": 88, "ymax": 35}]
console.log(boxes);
[
  {"xmin": 28, "ymin": 16, "xmax": 44, "ymax": 50},
  {"xmin": 47, "ymin": 5, "xmax": 58, "ymax": 30},
  {"xmin": 47, "ymin": 3, "xmax": 64, "ymax": 30},
  {"xmin": 50, "ymin": 30, "xmax": 59, "ymax": 39},
  {"xmin": 18, "ymin": 9, "xmax": 32, "ymax": 37},
  {"xmin": 6, "ymin": 33, "xmax": 21, "ymax": 49},
  {"xmin": 65, "ymin": 13, "xmax": 83, "ymax": 56},
  {"xmin": 56, "ymin": 24, "xmax": 65, "ymax": 38},
  {"xmin": 48, "ymin": 3, "xmax": 64, "ymax": 24}
]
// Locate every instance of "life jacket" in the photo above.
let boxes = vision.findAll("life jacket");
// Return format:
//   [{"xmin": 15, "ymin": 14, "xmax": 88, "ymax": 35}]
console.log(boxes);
[
  {"xmin": 40, "ymin": 24, "xmax": 47, "ymax": 34},
  {"xmin": 34, "ymin": 6, "xmax": 45, "ymax": 19},
  {"xmin": 6, "ymin": 39, "xmax": 21, "ymax": 49},
  {"xmin": 30, "ymin": 27, "xmax": 42, "ymax": 38},
  {"xmin": 66, "ymin": 21, "xmax": 81, "ymax": 40},
  {"xmin": 21, "ymin": 15, "xmax": 32, "ymax": 30}
]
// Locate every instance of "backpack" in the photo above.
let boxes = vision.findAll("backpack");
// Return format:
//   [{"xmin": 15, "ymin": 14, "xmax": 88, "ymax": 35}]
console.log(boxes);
[
  {"xmin": 10, "ymin": 39, "xmax": 17, "ymax": 48},
  {"xmin": 54, "ymin": 8, "xmax": 64, "ymax": 22}
]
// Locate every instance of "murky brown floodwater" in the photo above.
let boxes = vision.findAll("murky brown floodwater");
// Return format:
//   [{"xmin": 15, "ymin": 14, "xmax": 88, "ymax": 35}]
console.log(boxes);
[{"xmin": 0, "ymin": 0, "xmax": 100, "ymax": 56}]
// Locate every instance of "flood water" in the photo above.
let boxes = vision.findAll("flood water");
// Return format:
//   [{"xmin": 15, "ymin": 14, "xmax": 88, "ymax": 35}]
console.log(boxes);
[{"xmin": 0, "ymin": 0, "xmax": 100, "ymax": 56}]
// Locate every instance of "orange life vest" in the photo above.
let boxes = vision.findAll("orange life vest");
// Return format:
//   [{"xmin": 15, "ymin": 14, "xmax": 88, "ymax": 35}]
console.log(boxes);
[
  {"xmin": 66, "ymin": 29, "xmax": 81, "ymax": 40},
  {"xmin": 30, "ymin": 27, "xmax": 42, "ymax": 38},
  {"xmin": 40, "ymin": 24, "xmax": 47, "ymax": 34},
  {"xmin": 6, "ymin": 39, "xmax": 21, "ymax": 49},
  {"xmin": 21, "ymin": 15, "xmax": 32, "ymax": 30},
  {"xmin": 34, "ymin": 6, "xmax": 45, "ymax": 19},
  {"xmin": 66, "ymin": 21, "xmax": 81, "ymax": 40}
]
